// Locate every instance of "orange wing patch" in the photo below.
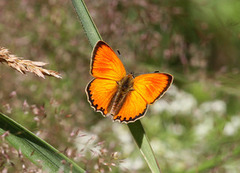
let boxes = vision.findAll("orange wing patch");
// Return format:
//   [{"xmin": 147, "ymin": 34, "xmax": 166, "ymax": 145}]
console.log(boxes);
[
  {"xmin": 113, "ymin": 90, "xmax": 148, "ymax": 123},
  {"xmin": 134, "ymin": 73, "xmax": 173, "ymax": 104},
  {"xmin": 91, "ymin": 41, "xmax": 126, "ymax": 81},
  {"xmin": 86, "ymin": 78, "xmax": 118, "ymax": 115}
]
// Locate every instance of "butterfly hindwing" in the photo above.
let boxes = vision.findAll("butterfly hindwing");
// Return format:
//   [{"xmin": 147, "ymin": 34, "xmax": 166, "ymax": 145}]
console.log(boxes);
[
  {"xmin": 91, "ymin": 41, "xmax": 126, "ymax": 81},
  {"xmin": 133, "ymin": 73, "xmax": 173, "ymax": 104},
  {"xmin": 86, "ymin": 78, "xmax": 118, "ymax": 116},
  {"xmin": 113, "ymin": 90, "xmax": 148, "ymax": 123}
]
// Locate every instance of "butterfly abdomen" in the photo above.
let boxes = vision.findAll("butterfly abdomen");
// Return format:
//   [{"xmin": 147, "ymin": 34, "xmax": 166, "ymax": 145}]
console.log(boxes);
[{"xmin": 107, "ymin": 74, "xmax": 134, "ymax": 116}]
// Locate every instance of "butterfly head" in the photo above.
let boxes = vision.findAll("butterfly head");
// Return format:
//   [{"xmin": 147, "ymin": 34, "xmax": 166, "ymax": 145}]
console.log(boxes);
[
  {"xmin": 130, "ymin": 72, "xmax": 135, "ymax": 78},
  {"xmin": 118, "ymin": 74, "xmax": 134, "ymax": 93}
]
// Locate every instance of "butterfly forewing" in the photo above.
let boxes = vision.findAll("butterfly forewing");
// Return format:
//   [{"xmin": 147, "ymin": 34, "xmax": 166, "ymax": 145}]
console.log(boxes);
[
  {"xmin": 133, "ymin": 73, "xmax": 173, "ymax": 104},
  {"xmin": 91, "ymin": 41, "xmax": 126, "ymax": 81}
]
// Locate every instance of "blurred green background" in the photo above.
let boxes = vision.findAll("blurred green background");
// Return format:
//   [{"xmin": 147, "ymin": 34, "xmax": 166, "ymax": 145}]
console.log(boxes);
[{"xmin": 1, "ymin": 0, "xmax": 240, "ymax": 172}]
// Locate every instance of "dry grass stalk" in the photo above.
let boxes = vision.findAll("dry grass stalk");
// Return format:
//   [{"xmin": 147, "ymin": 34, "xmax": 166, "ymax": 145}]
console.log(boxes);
[{"xmin": 0, "ymin": 47, "xmax": 61, "ymax": 79}]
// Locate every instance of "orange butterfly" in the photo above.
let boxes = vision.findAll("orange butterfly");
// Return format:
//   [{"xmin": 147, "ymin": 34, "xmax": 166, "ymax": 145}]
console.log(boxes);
[{"xmin": 86, "ymin": 41, "xmax": 173, "ymax": 123}]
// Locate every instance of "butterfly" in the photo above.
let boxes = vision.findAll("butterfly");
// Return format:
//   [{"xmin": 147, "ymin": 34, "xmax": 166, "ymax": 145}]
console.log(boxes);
[{"xmin": 86, "ymin": 41, "xmax": 173, "ymax": 123}]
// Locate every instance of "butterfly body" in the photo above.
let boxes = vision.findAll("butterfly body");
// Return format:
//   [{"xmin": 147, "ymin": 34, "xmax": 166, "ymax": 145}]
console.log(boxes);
[
  {"xmin": 86, "ymin": 41, "xmax": 173, "ymax": 123},
  {"xmin": 107, "ymin": 74, "xmax": 134, "ymax": 116}
]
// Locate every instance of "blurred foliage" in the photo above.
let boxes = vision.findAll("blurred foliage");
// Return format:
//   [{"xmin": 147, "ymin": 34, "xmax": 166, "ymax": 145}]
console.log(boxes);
[{"xmin": 0, "ymin": 0, "xmax": 240, "ymax": 172}]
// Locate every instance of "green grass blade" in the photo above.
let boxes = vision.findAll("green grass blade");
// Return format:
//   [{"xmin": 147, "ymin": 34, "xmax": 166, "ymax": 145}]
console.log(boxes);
[
  {"xmin": 128, "ymin": 120, "xmax": 161, "ymax": 173},
  {"xmin": 71, "ymin": 0, "xmax": 102, "ymax": 47},
  {"xmin": 71, "ymin": 0, "xmax": 161, "ymax": 172},
  {"xmin": 0, "ymin": 112, "xmax": 85, "ymax": 173}
]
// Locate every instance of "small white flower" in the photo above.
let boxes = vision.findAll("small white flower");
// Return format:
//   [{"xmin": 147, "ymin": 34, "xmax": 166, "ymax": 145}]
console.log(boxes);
[
  {"xmin": 120, "ymin": 157, "xmax": 144, "ymax": 171},
  {"xmin": 151, "ymin": 85, "xmax": 197, "ymax": 116},
  {"xmin": 169, "ymin": 91, "xmax": 197, "ymax": 115},
  {"xmin": 75, "ymin": 132, "xmax": 100, "ymax": 157},
  {"xmin": 199, "ymin": 100, "xmax": 226, "ymax": 116},
  {"xmin": 167, "ymin": 123, "xmax": 185, "ymax": 136},
  {"xmin": 194, "ymin": 117, "xmax": 213, "ymax": 139},
  {"xmin": 150, "ymin": 139, "xmax": 167, "ymax": 155},
  {"xmin": 112, "ymin": 123, "xmax": 134, "ymax": 155},
  {"xmin": 152, "ymin": 100, "xmax": 169, "ymax": 113},
  {"xmin": 223, "ymin": 115, "xmax": 240, "ymax": 136}
]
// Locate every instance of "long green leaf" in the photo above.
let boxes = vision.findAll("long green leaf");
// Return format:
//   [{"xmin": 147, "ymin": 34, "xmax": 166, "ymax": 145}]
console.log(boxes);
[
  {"xmin": 0, "ymin": 112, "xmax": 85, "ymax": 173},
  {"xmin": 71, "ymin": 0, "xmax": 161, "ymax": 172},
  {"xmin": 71, "ymin": 0, "xmax": 102, "ymax": 47},
  {"xmin": 128, "ymin": 120, "xmax": 161, "ymax": 172}
]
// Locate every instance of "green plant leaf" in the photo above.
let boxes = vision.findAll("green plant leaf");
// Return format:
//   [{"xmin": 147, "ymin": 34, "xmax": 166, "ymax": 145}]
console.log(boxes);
[
  {"xmin": 71, "ymin": 0, "xmax": 161, "ymax": 172},
  {"xmin": 128, "ymin": 120, "xmax": 161, "ymax": 173},
  {"xmin": 71, "ymin": 0, "xmax": 102, "ymax": 47},
  {"xmin": 0, "ymin": 112, "xmax": 85, "ymax": 173}
]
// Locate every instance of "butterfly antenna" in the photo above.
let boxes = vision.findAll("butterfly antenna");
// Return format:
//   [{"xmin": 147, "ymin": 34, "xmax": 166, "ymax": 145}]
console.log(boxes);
[
  {"xmin": 117, "ymin": 49, "xmax": 121, "ymax": 56},
  {"xmin": 117, "ymin": 48, "xmax": 129, "ymax": 73},
  {"xmin": 117, "ymin": 49, "xmax": 124, "ymax": 63},
  {"xmin": 130, "ymin": 72, "xmax": 135, "ymax": 78}
]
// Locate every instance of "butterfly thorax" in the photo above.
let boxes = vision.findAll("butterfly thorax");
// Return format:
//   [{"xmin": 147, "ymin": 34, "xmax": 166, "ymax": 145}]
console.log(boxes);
[{"xmin": 107, "ymin": 74, "xmax": 134, "ymax": 116}]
